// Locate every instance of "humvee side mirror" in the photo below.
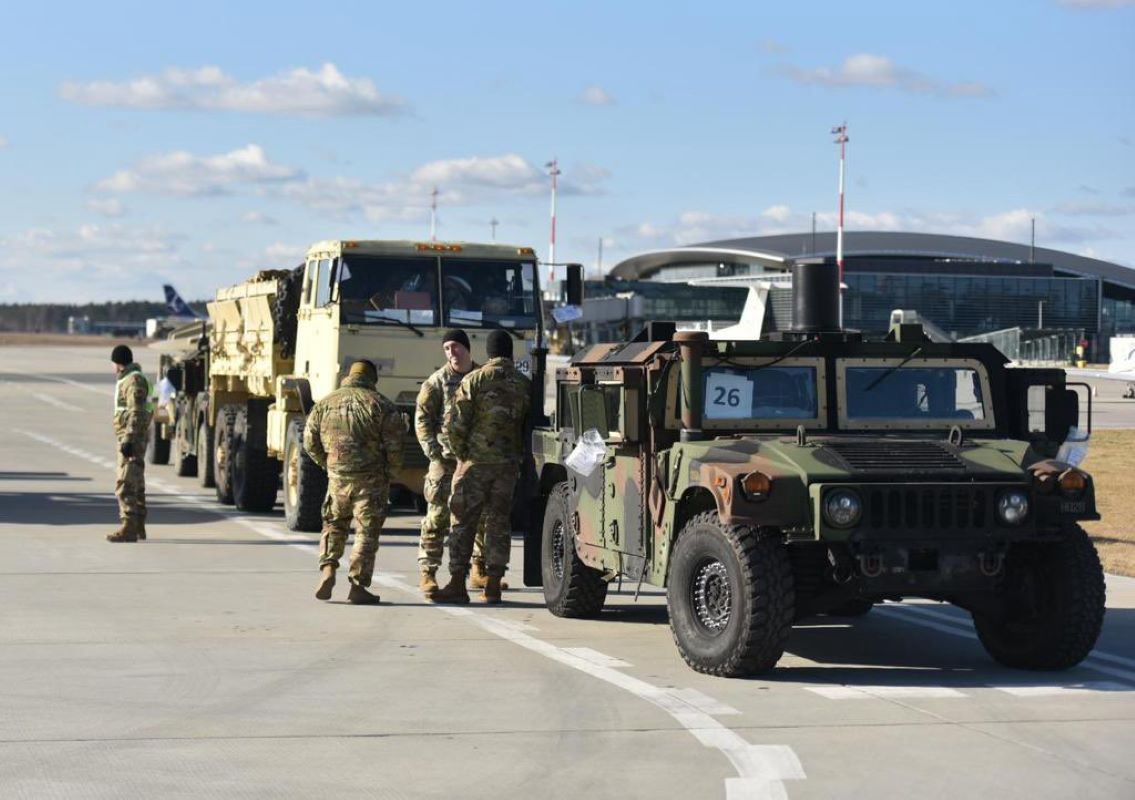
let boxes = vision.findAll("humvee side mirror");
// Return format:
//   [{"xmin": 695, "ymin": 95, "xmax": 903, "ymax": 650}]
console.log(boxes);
[
  {"xmin": 579, "ymin": 385, "xmax": 609, "ymax": 439},
  {"xmin": 565, "ymin": 264, "xmax": 584, "ymax": 307}
]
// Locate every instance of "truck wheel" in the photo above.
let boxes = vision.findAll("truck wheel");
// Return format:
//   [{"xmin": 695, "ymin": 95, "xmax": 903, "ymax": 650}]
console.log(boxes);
[
  {"xmin": 283, "ymin": 417, "xmax": 326, "ymax": 531},
  {"xmin": 541, "ymin": 482, "xmax": 607, "ymax": 618},
  {"xmin": 172, "ymin": 417, "xmax": 198, "ymax": 478},
  {"xmin": 973, "ymin": 524, "xmax": 1105, "ymax": 670},
  {"xmin": 667, "ymin": 512, "xmax": 794, "ymax": 677},
  {"xmin": 214, "ymin": 406, "xmax": 238, "ymax": 504},
  {"xmin": 197, "ymin": 419, "xmax": 215, "ymax": 488},
  {"xmin": 146, "ymin": 421, "xmax": 170, "ymax": 465},
  {"xmin": 231, "ymin": 403, "xmax": 280, "ymax": 513}
]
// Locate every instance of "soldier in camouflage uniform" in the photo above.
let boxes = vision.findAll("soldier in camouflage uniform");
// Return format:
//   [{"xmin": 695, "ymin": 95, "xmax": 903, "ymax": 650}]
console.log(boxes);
[
  {"xmin": 434, "ymin": 330, "xmax": 532, "ymax": 604},
  {"xmin": 108, "ymin": 345, "xmax": 153, "ymax": 543},
  {"xmin": 414, "ymin": 330, "xmax": 503, "ymax": 598},
  {"xmin": 304, "ymin": 360, "xmax": 403, "ymax": 605}
]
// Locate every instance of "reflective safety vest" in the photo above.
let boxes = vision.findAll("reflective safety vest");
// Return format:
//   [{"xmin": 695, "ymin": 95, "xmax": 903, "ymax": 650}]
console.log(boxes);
[{"xmin": 114, "ymin": 368, "xmax": 155, "ymax": 414}]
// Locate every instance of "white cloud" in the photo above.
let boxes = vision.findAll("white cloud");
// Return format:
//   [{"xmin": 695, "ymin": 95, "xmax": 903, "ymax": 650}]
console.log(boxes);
[
  {"xmin": 262, "ymin": 242, "xmax": 306, "ymax": 264},
  {"xmin": 578, "ymin": 85, "xmax": 615, "ymax": 106},
  {"xmin": 782, "ymin": 53, "xmax": 993, "ymax": 97},
  {"xmin": 96, "ymin": 144, "xmax": 302, "ymax": 196},
  {"xmin": 241, "ymin": 211, "xmax": 277, "ymax": 225},
  {"xmin": 758, "ymin": 39, "xmax": 789, "ymax": 55},
  {"xmin": 85, "ymin": 197, "xmax": 126, "ymax": 217},
  {"xmin": 0, "ymin": 223, "xmax": 186, "ymax": 302},
  {"xmin": 60, "ymin": 63, "xmax": 407, "ymax": 117},
  {"xmin": 0, "ymin": 135, "xmax": 8, "ymax": 149},
  {"xmin": 1051, "ymin": 201, "xmax": 1134, "ymax": 217},
  {"xmin": 1059, "ymin": 0, "xmax": 1134, "ymax": 8}
]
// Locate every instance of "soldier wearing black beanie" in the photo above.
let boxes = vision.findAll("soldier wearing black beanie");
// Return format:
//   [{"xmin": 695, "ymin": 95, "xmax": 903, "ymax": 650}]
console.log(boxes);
[
  {"xmin": 485, "ymin": 329, "xmax": 513, "ymax": 360},
  {"xmin": 442, "ymin": 329, "xmax": 471, "ymax": 352}
]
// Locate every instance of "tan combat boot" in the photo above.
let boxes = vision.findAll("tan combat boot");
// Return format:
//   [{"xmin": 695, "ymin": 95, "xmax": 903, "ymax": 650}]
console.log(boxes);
[
  {"xmin": 470, "ymin": 561, "xmax": 508, "ymax": 590},
  {"xmin": 315, "ymin": 565, "xmax": 336, "ymax": 600},
  {"xmin": 481, "ymin": 575, "xmax": 503, "ymax": 605},
  {"xmin": 106, "ymin": 524, "xmax": 137, "ymax": 543},
  {"xmin": 347, "ymin": 583, "xmax": 382, "ymax": 605},
  {"xmin": 419, "ymin": 568, "xmax": 439, "ymax": 600},
  {"xmin": 431, "ymin": 571, "xmax": 470, "ymax": 605}
]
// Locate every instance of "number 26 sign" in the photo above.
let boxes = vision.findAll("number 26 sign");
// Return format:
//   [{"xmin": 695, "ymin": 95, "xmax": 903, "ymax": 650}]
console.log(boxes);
[{"xmin": 704, "ymin": 372, "xmax": 753, "ymax": 419}]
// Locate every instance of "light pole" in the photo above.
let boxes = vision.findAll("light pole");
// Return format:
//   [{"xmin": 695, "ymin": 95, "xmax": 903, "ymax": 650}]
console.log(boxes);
[
  {"xmin": 831, "ymin": 123, "xmax": 849, "ymax": 326},
  {"xmin": 545, "ymin": 158, "xmax": 561, "ymax": 286},
  {"xmin": 429, "ymin": 186, "xmax": 439, "ymax": 242},
  {"xmin": 490, "ymin": 217, "xmax": 499, "ymax": 242}
]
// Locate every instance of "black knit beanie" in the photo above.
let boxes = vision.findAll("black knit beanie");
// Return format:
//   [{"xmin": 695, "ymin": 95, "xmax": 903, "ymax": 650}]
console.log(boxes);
[
  {"xmin": 486, "ymin": 330, "xmax": 513, "ymax": 360},
  {"xmin": 111, "ymin": 345, "xmax": 133, "ymax": 366},
  {"xmin": 442, "ymin": 328, "xmax": 471, "ymax": 351}
]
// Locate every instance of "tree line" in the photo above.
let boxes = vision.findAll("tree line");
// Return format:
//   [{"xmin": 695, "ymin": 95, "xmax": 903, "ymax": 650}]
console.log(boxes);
[{"xmin": 0, "ymin": 300, "xmax": 208, "ymax": 332}]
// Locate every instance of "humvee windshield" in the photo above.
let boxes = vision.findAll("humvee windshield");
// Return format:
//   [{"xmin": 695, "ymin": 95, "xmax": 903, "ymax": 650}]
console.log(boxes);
[
  {"xmin": 841, "ymin": 360, "xmax": 990, "ymax": 426},
  {"xmin": 702, "ymin": 364, "xmax": 819, "ymax": 421},
  {"xmin": 442, "ymin": 258, "xmax": 538, "ymax": 330}
]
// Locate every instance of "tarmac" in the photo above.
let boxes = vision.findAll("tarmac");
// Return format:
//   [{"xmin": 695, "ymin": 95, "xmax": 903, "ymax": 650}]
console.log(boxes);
[{"xmin": 1, "ymin": 345, "xmax": 1134, "ymax": 799}]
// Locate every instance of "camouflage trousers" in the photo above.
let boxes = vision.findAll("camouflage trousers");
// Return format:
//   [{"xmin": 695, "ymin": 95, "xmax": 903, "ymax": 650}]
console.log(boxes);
[
  {"xmin": 447, "ymin": 462, "xmax": 518, "ymax": 578},
  {"xmin": 319, "ymin": 475, "xmax": 389, "ymax": 588},
  {"xmin": 418, "ymin": 460, "xmax": 487, "ymax": 569},
  {"xmin": 115, "ymin": 445, "xmax": 147, "ymax": 524}
]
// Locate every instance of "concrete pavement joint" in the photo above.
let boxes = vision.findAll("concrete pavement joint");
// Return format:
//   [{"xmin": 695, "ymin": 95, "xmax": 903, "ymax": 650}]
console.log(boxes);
[{"xmin": 16, "ymin": 425, "xmax": 808, "ymax": 800}]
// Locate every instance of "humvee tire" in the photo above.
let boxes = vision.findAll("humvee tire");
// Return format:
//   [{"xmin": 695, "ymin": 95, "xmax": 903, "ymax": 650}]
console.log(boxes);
[
  {"xmin": 214, "ymin": 405, "xmax": 238, "ymax": 505},
  {"xmin": 973, "ymin": 524, "xmax": 1105, "ymax": 670},
  {"xmin": 146, "ymin": 421, "xmax": 170, "ymax": 465},
  {"xmin": 172, "ymin": 416, "xmax": 197, "ymax": 478},
  {"xmin": 197, "ymin": 418, "xmax": 215, "ymax": 488},
  {"xmin": 541, "ymin": 482, "xmax": 607, "ymax": 618},
  {"xmin": 231, "ymin": 402, "xmax": 279, "ymax": 513},
  {"xmin": 667, "ymin": 512, "xmax": 794, "ymax": 677},
  {"xmin": 283, "ymin": 416, "xmax": 326, "ymax": 532}
]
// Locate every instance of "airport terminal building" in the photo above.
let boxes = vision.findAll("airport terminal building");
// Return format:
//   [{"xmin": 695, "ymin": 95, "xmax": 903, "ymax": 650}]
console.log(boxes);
[{"xmin": 595, "ymin": 231, "xmax": 1135, "ymax": 360}]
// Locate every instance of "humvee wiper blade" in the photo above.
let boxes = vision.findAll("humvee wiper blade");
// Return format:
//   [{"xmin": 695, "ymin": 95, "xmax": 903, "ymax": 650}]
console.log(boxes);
[
  {"xmin": 864, "ymin": 346, "xmax": 924, "ymax": 391},
  {"xmin": 364, "ymin": 315, "xmax": 424, "ymax": 337}
]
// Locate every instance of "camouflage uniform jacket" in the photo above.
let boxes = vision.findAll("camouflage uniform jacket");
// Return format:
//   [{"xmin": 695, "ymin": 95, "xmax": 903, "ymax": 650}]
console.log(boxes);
[
  {"xmin": 113, "ymin": 364, "xmax": 152, "ymax": 444},
  {"xmin": 444, "ymin": 357, "xmax": 532, "ymax": 465},
  {"xmin": 303, "ymin": 375, "xmax": 404, "ymax": 479},
  {"xmin": 414, "ymin": 361, "xmax": 478, "ymax": 463}
]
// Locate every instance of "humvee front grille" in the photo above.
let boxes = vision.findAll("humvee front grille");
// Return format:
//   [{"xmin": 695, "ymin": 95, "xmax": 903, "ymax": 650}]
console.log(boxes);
[
  {"xmin": 823, "ymin": 441, "xmax": 965, "ymax": 473},
  {"xmin": 863, "ymin": 485, "xmax": 990, "ymax": 532}
]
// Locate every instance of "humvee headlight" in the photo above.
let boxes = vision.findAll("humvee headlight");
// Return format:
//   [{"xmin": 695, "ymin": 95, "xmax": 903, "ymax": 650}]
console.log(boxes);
[
  {"xmin": 740, "ymin": 471, "xmax": 773, "ymax": 500},
  {"xmin": 997, "ymin": 490, "xmax": 1030, "ymax": 525},
  {"xmin": 823, "ymin": 489, "xmax": 862, "ymax": 528},
  {"xmin": 1058, "ymin": 469, "xmax": 1087, "ymax": 497}
]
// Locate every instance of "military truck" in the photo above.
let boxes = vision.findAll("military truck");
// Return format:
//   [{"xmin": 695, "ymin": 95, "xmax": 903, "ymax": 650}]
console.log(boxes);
[
  {"xmin": 206, "ymin": 240, "xmax": 572, "ymax": 530},
  {"xmin": 528, "ymin": 259, "xmax": 1105, "ymax": 677},
  {"xmin": 146, "ymin": 320, "xmax": 211, "ymax": 481}
]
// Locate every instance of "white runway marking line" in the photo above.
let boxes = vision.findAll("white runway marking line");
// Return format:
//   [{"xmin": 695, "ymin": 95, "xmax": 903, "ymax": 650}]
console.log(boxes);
[
  {"xmin": 6, "ymin": 370, "xmax": 109, "ymax": 396},
  {"xmin": 2, "ymin": 381, "xmax": 85, "ymax": 412},
  {"xmin": 561, "ymin": 647, "xmax": 632, "ymax": 668},
  {"xmin": 877, "ymin": 603, "xmax": 1135, "ymax": 686},
  {"xmin": 17, "ymin": 426, "xmax": 808, "ymax": 800},
  {"xmin": 993, "ymin": 682, "xmax": 1130, "ymax": 697}
]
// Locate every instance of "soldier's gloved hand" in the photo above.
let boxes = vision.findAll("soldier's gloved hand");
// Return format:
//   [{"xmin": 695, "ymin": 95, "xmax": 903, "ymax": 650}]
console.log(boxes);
[{"xmin": 119, "ymin": 441, "xmax": 134, "ymax": 458}]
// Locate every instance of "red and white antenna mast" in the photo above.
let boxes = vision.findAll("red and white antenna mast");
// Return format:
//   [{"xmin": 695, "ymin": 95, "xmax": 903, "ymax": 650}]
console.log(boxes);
[
  {"xmin": 831, "ymin": 122, "xmax": 849, "ymax": 325},
  {"xmin": 429, "ymin": 186, "xmax": 439, "ymax": 241},
  {"xmin": 545, "ymin": 158, "xmax": 561, "ymax": 285}
]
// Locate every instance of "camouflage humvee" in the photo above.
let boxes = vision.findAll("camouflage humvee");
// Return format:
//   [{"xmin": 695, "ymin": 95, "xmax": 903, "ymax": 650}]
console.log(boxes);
[{"xmin": 527, "ymin": 261, "xmax": 1106, "ymax": 677}]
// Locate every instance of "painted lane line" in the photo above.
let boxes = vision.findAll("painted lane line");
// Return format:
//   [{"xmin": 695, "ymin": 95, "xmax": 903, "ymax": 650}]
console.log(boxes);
[
  {"xmin": 669, "ymin": 688, "xmax": 741, "ymax": 716},
  {"xmin": 561, "ymin": 647, "xmax": 632, "ymax": 669},
  {"xmin": 992, "ymin": 682, "xmax": 1130, "ymax": 697},
  {"xmin": 18, "ymin": 426, "xmax": 807, "ymax": 799},
  {"xmin": 806, "ymin": 685, "xmax": 966, "ymax": 700},
  {"xmin": 7, "ymin": 370, "xmax": 109, "ymax": 396},
  {"xmin": 875, "ymin": 605, "xmax": 1135, "ymax": 686},
  {"xmin": 4, "ymin": 382, "xmax": 85, "ymax": 412}
]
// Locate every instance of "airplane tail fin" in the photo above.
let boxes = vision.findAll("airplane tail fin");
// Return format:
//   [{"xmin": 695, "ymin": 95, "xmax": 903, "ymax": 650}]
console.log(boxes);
[{"xmin": 163, "ymin": 284, "xmax": 201, "ymax": 318}]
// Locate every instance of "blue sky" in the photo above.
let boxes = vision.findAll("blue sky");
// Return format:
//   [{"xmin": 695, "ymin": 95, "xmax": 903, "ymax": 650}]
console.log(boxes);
[{"xmin": 1, "ymin": 0, "xmax": 1132, "ymax": 302}]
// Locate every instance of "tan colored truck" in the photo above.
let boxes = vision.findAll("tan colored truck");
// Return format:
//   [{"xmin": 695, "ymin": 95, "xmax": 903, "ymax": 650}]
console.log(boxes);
[{"xmin": 205, "ymin": 239, "xmax": 562, "ymax": 531}]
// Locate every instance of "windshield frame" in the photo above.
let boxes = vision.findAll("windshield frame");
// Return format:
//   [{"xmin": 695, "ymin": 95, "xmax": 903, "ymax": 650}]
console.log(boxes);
[
  {"xmin": 694, "ymin": 357, "xmax": 828, "ymax": 431},
  {"xmin": 836, "ymin": 356, "xmax": 996, "ymax": 431}
]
